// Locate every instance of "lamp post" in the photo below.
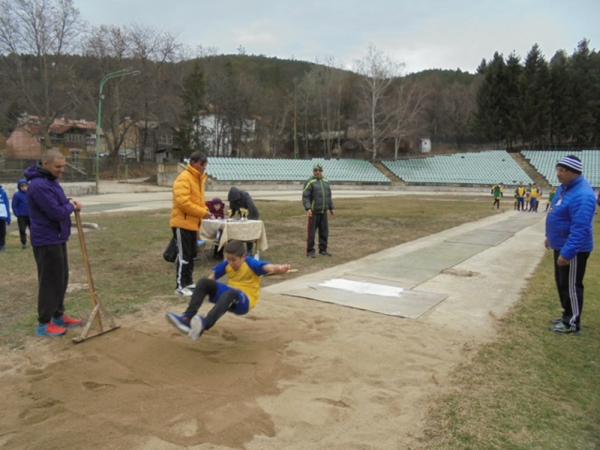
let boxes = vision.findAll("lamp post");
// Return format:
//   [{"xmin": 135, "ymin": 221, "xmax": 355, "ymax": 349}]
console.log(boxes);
[{"xmin": 95, "ymin": 68, "xmax": 140, "ymax": 195}]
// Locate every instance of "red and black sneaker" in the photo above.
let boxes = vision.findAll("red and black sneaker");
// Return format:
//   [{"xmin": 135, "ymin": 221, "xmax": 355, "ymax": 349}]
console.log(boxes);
[
  {"xmin": 52, "ymin": 314, "xmax": 82, "ymax": 328},
  {"xmin": 36, "ymin": 322, "xmax": 67, "ymax": 337}
]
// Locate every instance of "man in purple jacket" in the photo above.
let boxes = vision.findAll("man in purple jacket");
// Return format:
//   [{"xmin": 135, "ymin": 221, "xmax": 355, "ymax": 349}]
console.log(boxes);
[{"xmin": 25, "ymin": 149, "xmax": 84, "ymax": 337}]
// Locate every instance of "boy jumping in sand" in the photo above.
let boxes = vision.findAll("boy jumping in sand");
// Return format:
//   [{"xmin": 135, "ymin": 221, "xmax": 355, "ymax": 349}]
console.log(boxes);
[{"xmin": 166, "ymin": 239, "xmax": 291, "ymax": 340}]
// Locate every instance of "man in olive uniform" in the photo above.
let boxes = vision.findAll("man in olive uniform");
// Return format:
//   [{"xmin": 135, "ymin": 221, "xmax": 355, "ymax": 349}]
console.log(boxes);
[{"xmin": 302, "ymin": 163, "xmax": 335, "ymax": 258}]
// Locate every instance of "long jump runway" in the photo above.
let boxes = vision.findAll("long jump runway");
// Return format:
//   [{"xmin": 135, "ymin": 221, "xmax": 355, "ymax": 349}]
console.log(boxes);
[{"xmin": 281, "ymin": 214, "xmax": 543, "ymax": 319}]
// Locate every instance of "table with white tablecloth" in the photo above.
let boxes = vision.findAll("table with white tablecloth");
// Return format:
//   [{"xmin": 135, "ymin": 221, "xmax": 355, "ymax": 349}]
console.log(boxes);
[{"xmin": 199, "ymin": 219, "xmax": 268, "ymax": 255}]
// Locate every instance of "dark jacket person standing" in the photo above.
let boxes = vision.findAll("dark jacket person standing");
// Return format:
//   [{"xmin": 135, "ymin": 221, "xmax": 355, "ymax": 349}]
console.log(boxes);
[
  {"xmin": 227, "ymin": 187, "xmax": 259, "ymax": 220},
  {"xmin": 228, "ymin": 186, "xmax": 259, "ymax": 254},
  {"xmin": 25, "ymin": 149, "xmax": 83, "ymax": 337},
  {"xmin": 545, "ymin": 155, "xmax": 596, "ymax": 334},
  {"xmin": 302, "ymin": 163, "xmax": 335, "ymax": 257}
]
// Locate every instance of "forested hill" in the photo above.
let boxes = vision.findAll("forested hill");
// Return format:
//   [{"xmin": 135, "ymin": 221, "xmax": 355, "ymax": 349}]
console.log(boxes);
[
  {"xmin": 2, "ymin": 41, "xmax": 599, "ymax": 159},
  {"xmin": 406, "ymin": 68, "xmax": 475, "ymax": 85}
]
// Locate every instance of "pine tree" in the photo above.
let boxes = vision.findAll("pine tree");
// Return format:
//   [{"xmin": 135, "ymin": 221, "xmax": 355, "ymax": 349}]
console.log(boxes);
[
  {"xmin": 519, "ymin": 44, "xmax": 550, "ymax": 148},
  {"xmin": 548, "ymin": 50, "xmax": 571, "ymax": 146},
  {"xmin": 567, "ymin": 39, "xmax": 597, "ymax": 145},
  {"xmin": 473, "ymin": 52, "xmax": 509, "ymax": 148},
  {"xmin": 504, "ymin": 52, "xmax": 522, "ymax": 149}
]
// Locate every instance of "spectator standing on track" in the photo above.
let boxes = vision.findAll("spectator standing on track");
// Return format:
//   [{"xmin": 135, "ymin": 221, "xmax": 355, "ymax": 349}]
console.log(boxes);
[
  {"xmin": 491, "ymin": 182, "xmax": 503, "ymax": 210},
  {"xmin": 529, "ymin": 185, "xmax": 542, "ymax": 212},
  {"xmin": 302, "ymin": 163, "xmax": 335, "ymax": 258},
  {"xmin": 525, "ymin": 183, "xmax": 533, "ymax": 211},
  {"xmin": 515, "ymin": 183, "xmax": 526, "ymax": 211}
]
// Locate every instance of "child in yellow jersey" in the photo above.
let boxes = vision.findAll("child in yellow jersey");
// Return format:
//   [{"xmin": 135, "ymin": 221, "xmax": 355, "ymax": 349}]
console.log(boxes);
[{"xmin": 166, "ymin": 240, "xmax": 291, "ymax": 341}]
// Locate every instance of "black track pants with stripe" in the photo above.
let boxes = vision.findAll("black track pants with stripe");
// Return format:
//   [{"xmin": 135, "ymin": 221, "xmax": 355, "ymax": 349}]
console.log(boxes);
[
  {"xmin": 553, "ymin": 250, "xmax": 590, "ymax": 331},
  {"xmin": 173, "ymin": 227, "xmax": 198, "ymax": 290}
]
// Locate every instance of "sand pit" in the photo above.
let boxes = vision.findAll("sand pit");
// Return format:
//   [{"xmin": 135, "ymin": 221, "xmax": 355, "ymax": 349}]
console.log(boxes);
[{"xmin": 0, "ymin": 212, "xmax": 546, "ymax": 449}]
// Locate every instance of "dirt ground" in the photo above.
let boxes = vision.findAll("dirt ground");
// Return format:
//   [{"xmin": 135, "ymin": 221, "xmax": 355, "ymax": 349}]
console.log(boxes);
[{"xmin": 0, "ymin": 212, "xmax": 547, "ymax": 450}]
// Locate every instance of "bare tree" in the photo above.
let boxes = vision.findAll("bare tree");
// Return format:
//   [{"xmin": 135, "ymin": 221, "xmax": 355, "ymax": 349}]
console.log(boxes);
[
  {"xmin": 83, "ymin": 24, "xmax": 131, "ymax": 62},
  {"xmin": 82, "ymin": 23, "xmax": 183, "ymax": 161},
  {"xmin": 295, "ymin": 70, "xmax": 320, "ymax": 158},
  {"xmin": 127, "ymin": 24, "xmax": 183, "ymax": 160},
  {"xmin": 353, "ymin": 44, "xmax": 404, "ymax": 160},
  {"xmin": 389, "ymin": 80, "xmax": 427, "ymax": 159},
  {"xmin": 0, "ymin": 0, "xmax": 84, "ymax": 150},
  {"xmin": 312, "ymin": 56, "xmax": 346, "ymax": 158},
  {"xmin": 82, "ymin": 25, "xmax": 140, "ymax": 159}
]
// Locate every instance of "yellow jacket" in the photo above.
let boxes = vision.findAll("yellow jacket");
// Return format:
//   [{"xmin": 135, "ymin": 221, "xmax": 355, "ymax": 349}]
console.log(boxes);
[{"xmin": 169, "ymin": 164, "xmax": 208, "ymax": 231}]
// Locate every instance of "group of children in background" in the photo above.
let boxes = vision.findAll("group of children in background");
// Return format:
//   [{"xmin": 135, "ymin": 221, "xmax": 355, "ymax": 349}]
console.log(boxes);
[
  {"xmin": 490, "ymin": 182, "xmax": 556, "ymax": 212},
  {"xmin": 0, "ymin": 179, "xmax": 30, "ymax": 251}
]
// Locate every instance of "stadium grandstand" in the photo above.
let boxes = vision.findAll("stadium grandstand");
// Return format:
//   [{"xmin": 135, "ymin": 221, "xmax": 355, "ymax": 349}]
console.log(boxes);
[
  {"xmin": 383, "ymin": 150, "xmax": 533, "ymax": 186},
  {"xmin": 521, "ymin": 150, "xmax": 600, "ymax": 188},
  {"xmin": 198, "ymin": 150, "xmax": 598, "ymax": 187},
  {"xmin": 206, "ymin": 158, "xmax": 390, "ymax": 184}
]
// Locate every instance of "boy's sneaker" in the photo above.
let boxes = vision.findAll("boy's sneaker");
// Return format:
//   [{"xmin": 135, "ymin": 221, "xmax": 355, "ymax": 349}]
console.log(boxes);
[
  {"xmin": 52, "ymin": 314, "xmax": 82, "ymax": 328},
  {"xmin": 165, "ymin": 312, "xmax": 191, "ymax": 334},
  {"xmin": 549, "ymin": 318, "xmax": 564, "ymax": 325},
  {"xmin": 175, "ymin": 287, "xmax": 193, "ymax": 297},
  {"xmin": 22, "ymin": 244, "xmax": 27, "ymax": 250},
  {"xmin": 549, "ymin": 322, "xmax": 580, "ymax": 335},
  {"xmin": 188, "ymin": 315, "xmax": 206, "ymax": 341},
  {"xmin": 186, "ymin": 283, "xmax": 196, "ymax": 290},
  {"xmin": 36, "ymin": 322, "xmax": 67, "ymax": 337}
]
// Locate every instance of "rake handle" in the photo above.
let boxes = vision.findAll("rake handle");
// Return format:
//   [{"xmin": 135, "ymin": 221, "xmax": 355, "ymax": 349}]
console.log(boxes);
[{"xmin": 75, "ymin": 210, "xmax": 102, "ymax": 330}]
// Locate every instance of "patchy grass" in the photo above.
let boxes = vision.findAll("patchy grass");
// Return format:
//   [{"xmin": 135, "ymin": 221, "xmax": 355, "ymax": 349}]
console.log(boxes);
[{"xmin": 417, "ymin": 223, "xmax": 600, "ymax": 450}]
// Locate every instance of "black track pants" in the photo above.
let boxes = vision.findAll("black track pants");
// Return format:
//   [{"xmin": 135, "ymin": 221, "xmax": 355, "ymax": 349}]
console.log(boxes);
[{"xmin": 33, "ymin": 243, "xmax": 68, "ymax": 324}]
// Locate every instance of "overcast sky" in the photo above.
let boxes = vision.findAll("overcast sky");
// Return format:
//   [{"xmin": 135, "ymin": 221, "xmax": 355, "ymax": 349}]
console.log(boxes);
[{"xmin": 76, "ymin": 0, "xmax": 599, "ymax": 74}]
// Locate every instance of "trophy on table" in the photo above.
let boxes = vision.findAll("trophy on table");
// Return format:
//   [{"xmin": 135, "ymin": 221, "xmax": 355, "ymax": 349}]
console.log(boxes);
[
  {"xmin": 226, "ymin": 209, "xmax": 233, "ymax": 221},
  {"xmin": 240, "ymin": 208, "xmax": 249, "ymax": 221}
]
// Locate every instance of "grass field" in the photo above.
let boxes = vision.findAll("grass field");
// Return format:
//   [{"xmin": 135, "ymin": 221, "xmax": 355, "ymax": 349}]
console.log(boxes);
[
  {"xmin": 419, "ymin": 226, "xmax": 600, "ymax": 449},
  {"xmin": 0, "ymin": 193, "xmax": 598, "ymax": 448}
]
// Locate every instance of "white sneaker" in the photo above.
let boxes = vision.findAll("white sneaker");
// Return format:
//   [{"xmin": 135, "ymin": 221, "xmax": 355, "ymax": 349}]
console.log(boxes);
[
  {"xmin": 189, "ymin": 315, "xmax": 206, "ymax": 341},
  {"xmin": 175, "ymin": 287, "xmax": 193, "ymax": 297},
  {"xmin": 186, "ymin": 283, "xmax": 196, "ymax": 290}
]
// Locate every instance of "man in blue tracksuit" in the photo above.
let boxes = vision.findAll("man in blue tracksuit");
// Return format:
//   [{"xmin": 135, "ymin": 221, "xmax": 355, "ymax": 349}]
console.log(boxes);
[
  {"xmin": 545, "ymin": 155, "xmax": 596, "ymax": 334},
  {"xmin": 302, "ymin": 163, "xmax": 335, "ymax": 258}
]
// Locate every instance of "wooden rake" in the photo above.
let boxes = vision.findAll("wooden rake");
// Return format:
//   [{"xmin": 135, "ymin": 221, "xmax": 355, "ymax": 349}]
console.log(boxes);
[{"xmin": 72, "ymin": 210, "xmax": 119, "ymax": 344}]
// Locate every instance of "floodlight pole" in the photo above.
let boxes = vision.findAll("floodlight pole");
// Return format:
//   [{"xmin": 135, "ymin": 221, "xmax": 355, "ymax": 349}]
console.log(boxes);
[{"xmin": 95, "ymin": 68, "xmax": 140, "ymax": 195}]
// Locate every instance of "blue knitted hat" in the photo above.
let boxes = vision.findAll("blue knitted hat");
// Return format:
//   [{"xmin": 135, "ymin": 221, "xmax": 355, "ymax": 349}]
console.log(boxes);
[{"xmin": 556, "ymin": 155, "xmax": 582, "ymax": 174}]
